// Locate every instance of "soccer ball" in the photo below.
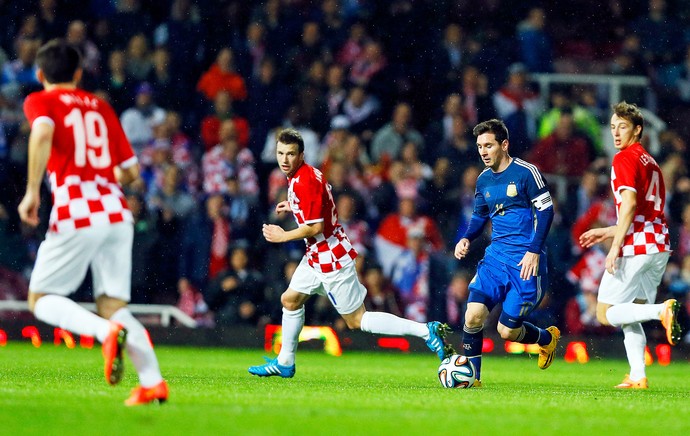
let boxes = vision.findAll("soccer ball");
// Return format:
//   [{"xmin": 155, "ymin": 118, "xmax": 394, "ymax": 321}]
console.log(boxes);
[{"xmin": 437, "ymin": 354, "xmax": 476, "ymax": 388}]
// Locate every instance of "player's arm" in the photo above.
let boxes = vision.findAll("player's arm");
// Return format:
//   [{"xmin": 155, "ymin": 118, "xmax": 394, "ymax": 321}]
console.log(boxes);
[
  {"xmin": 605, "ymin": 189, "xmax": 636, "ymax": 274},
  {"xmin": 18, "ymin": 121, "xmax": 54, "ymax": 227},
  {"xmin": 114, "ymin": 157, "xmax": 140, "ymax": 187},
  {"xmin": 518, "ymin": 190, "xmax": 554, "ymax": 280},
  {"xmin": 455, "ymin": 192, "xmax": 489, "ymax": 260},
  {"xmin": 263, "ymin": 221, "xmax": 324, "ymax": 243}
]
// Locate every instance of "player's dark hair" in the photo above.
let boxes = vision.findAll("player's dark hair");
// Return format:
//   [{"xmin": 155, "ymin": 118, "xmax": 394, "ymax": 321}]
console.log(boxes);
[
  {"xmin": 277, "ymin": 128, "xmax": 305, "ymax": 154},
  {"xmin": 35, "ymin": 38, "xmax": 82, "ymax": 84},
  {"xmin": 472, "ymin": 118, "xmax": 509, "ymax": 143},
  {"xmin": 612, "ymin": 101, "xmax": 644, "ymax": 137}
]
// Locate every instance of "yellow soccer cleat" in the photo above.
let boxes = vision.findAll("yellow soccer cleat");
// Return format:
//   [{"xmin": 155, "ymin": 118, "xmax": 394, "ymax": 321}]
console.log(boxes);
[{"xmin": 538, "ymin": 326, "xmax": 560, "ymax": 369}]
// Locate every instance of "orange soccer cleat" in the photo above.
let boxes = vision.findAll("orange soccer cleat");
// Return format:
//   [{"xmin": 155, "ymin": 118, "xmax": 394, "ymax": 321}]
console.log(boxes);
[
  {"xmin": 125, "ymin": 380, "xmax": 169, "ymax": 406},
  {"xmin": 614, "ymin": 374, "xmax": 648, "ymax": 389},
  {"xmin": 102, "ymin": 322, "xmax": 127, "ymax": 385},
  {"xmin": 660, "ymin": 299, "xmax": 681, "ymax": 346}
]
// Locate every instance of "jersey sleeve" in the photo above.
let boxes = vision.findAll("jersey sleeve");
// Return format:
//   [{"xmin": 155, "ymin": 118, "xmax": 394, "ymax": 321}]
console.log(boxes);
[
  {"xmin": 524, "ymin": 166, "xmax": 553, "ymax": 211},
  {"xmin": 23, "ymin": 93, "xmax": 52, "ymax": 126},
  {"xmin": 463, "ymin": 182, "xmax": 490, "ymax": 241},
  {"xmin": 294, "ymin": 175, "xmax": 325, "ymax": 225},
  {"xmin": 611, "ymin": 153, "xmax": 637, "ymax": 194}
]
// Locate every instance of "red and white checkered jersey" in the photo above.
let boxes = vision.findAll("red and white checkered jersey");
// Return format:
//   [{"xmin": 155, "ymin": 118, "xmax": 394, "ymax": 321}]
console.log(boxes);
[
  {"xmin": 610, "ymin": 142, "xmax": 670, "ymax": 256},
  {"xmin": 288, "ymin": 163, "xmax": 357, "ymax": 273},
  {"xmin": 201, "ymin": 144, "xmax": 259, "ymax": 197},
  {"xmin": 23, "ymin": 88, "xmax": 136, "ymax": 233}
]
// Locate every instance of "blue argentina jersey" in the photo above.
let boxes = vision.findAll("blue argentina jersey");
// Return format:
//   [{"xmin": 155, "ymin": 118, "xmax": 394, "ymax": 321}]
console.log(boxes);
[{"xmin": 473, "ymin": 158, "xmax": 552, "ymax": 269}]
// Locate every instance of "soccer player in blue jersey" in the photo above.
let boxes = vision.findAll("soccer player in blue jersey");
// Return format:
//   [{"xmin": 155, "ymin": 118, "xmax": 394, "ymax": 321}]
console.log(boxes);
[{"xmin": 453, "ymin": 119, "xmax": 560, "ymax": 386}]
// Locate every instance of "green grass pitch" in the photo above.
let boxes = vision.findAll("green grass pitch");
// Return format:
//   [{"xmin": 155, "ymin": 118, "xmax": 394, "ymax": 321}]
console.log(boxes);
[{"xmin": 0, "ymin": 342, "xmax": 688, "ymax": 435}]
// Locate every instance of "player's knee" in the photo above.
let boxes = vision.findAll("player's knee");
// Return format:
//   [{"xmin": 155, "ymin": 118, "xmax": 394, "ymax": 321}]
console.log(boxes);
[
  {"xmin": 27, "ymin": 292, "xmax": 45, "ymax": 313},
  {"xmin": 280, "ymin": 293, "xmax": 302, "ymax": 311},
  {"xmin": 344, "ymin": 318, "xmax": 360, "ymax": 330},
  {"xmin": 464, "ymin": 313, "xmax": 484, "ymax": 330},
  {"xmin": 96, "ymin": 295, "xmax": 127, "ymax": 319}
]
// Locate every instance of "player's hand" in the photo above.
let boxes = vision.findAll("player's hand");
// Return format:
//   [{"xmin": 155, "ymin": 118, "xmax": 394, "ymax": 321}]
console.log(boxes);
[
  {"xmin": 518, "ymin": 251, "xmax": 540, "ymax": 280},
  {"xmin": 17, "ymin": 191, "xmax": 40, "ymax": 227},
  {"xmin": 605, "ymin": 247, "xmax": 619, "ymax": 275},
  {"xmin": 454, "ymin": 238, "xmax": 470, "ymax": 260},
  {"xmin": 275, "ymin": 201, "xmax": 290, "ymax": 214},
  {"xmin": 579, "ymin": 228, "xmax": 608, "ymax": 248},
  {"xmin": 263, "ymin": 223, "xmax": 286, "ymax": 243}
]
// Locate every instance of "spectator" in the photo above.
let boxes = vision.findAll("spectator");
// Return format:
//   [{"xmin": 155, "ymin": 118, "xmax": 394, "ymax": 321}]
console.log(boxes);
[
  {"xmin": 1, "ymin": 38, "xmax": 40, "ymax": 97},
  {"xmin": 246, "ymin": 57, "xmax": 291, "ymax": 155},
  {"xmin": 176, "ymin": 277, "xmax": 214, "ymax": 327},
  {"xmin": 492, "ymin": 62, "xmax": 542, "ymax": 157},
  {"xmin": 363, "ymin": 262, "xmax": 403, "ymax": 317},
  {"xmin": 146, "ymin": 47, "xmax": 180, "ymax": 112},
  {"xmin": 349, "ymin": 40, "xmax": 387, "ymax": 90},
  {"xmin": 324, "ymin": 63, "xmax": 347, "ymax": 118},
  {"xmin": 179, "ymin": 193, "xmax": 231, "ymax": 291},
  {"xmin": 65, "ymin": 20, "xmax": 100, "ymax": 78},
  {"xmin": 375, "ymin": 195, "xmax": 444, "ymax": 278},
  {"xmin": 516, "ymin": 7, "xmax": 553, "ymax": 73},
  {"xmin": 336, "ymin": 21, "xmax": 369, "ymax": 69},
  {"xmin": 526, "ymin": 107, "xmax": 596, "ymax": 179},
  {"xmin": 445, "ymin": 269, "xmax": 471, "ymax": 330},
  {"xmin": 196, "ymin": 47, "xmax": 248, "ymax": 102},
  {"xmin": 98, "ymin": 49, "xmax": 136, "ymax": 114},
  {"xmin": 202, "ymin": 119, "xmax": 259, "ymax": 201},
  {"xmin": 370, "ymin": 102, "xmax": 424, "ymax": 163},
  {"xmin": 338, "ymin": 85, "xmax": 380, "ymax": 140},
  {"xmin": 233, "ymin": 21, "xmax": 267, "ymax": 80},
  {"xmin": 390, "ymin": 225, "xmax": 450, "ymax": 323},
  {"xmin": 120, "ymin": 82, "xmax": 167, "ymax": 152},
  {"xmin": 430, "ymin": 23, "xmax": 467, "ymax": 98},
  {"xmin": 125, "ymin": 192, "xmax": 160, "ymax": 304},
  {"xmin": 458, "ymin": 65, "xmax": 494, "ymax": 127},
  {"xmin": 125, "ymin": 33, "xmax": 153, "ymax": 82},
  {"xmin": 205, "ymin": 243, "xmax": 266, "ymax": 327},
  {"xmin": 200, "ymin": 90, "xmax": 250, "ymax": 151}
]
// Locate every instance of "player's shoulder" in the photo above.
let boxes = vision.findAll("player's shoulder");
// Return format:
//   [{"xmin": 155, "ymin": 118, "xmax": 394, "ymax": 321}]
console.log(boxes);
[{"xmin": 512, "ymin": 158, "xmax": 546, "ymax": 185}]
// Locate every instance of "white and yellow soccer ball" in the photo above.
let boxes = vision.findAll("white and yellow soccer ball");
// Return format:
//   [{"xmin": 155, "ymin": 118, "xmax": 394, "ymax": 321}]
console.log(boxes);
[{"xmin": 437, "ymin": 354, "xmax": 476, "ymax": 388}]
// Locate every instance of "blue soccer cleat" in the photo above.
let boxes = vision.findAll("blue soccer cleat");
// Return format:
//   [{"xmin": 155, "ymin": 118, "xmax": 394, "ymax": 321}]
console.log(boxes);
[
  {"xmin": 426, "ymin": 321, "xmax": 454, "ymax": 361},
  {"xmin": 248, "ymin": 357, "xmax": 296, "ymax": 378}
]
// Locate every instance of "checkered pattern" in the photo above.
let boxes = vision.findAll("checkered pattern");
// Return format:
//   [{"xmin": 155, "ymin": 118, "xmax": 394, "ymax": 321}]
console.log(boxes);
[
  {"xmin": 49, "ymin": 173, "xmax": 132, "ymax": 233},
  {"xmin": 621, "ymin": 216, "xmax": 671, "ymax": 257},
  {"xmin": 288, "ymin": 163, "xmax": 357, "ymax": 273},
  {"xmin": 611, "ymin": 143, "xmax": 670, "ymax": 257},
  {"xmin": 306, "ymin": 226, "xmax": 357, "ymax": 273}
]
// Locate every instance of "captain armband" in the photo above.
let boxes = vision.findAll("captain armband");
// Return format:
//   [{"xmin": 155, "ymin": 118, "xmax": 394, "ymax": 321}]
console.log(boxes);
[{"xmin": 531, "ymin": 191, "xmax": 553, "ymax": 211}]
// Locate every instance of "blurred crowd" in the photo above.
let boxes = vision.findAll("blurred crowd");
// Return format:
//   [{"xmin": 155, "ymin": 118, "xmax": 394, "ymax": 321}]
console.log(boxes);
[{"xmin": 1, "ymin": 0, "xmax": 689, "ymax": 341}]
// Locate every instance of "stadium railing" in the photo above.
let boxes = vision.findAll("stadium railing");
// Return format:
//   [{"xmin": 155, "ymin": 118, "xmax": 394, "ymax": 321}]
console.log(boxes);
[{"xmin": 0, "ymin": 300, "xmax": 197, "ymax": 328}]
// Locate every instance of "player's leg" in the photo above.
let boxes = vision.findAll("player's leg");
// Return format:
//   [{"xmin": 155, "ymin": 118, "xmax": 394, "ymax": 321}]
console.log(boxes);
[
  {"xmin": 462, "ymin": 302, "xmax": 489, "ymax": 383},
  {"xmin": 601, "ymin": 253, "xmax": 680, "ymax": 345},
  {"xmin": 501, "ymin": 267, "xmax": 559, "ymax": 369},
  {"xmin": 327, "ymin": 262, "xmax": 452, "ymax": 359},
  {"xmin": 249, "ymin": 257, "xmax": 315, "ymax": 377},
  {"xmin": 615, "ymin": 322, "xmax": 648, "ymax": 388},
  {"xmin": 92, "ymin": 223, "xmax": 167, "ymax": 399},
  {"xmin": 29, "ymin": 228, "xmax": 120, "ymax": 364}
]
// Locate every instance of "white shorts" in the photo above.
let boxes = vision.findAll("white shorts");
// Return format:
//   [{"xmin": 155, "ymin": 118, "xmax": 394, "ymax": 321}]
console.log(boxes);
[
  {"xmin": 30, "ymin": 222, "xmax": 133, "ymax": 302},
  {"xmin": 289, "ymin": 257, "xmax": 366, "ymax": 315},
  {"xmin": 597, "ymin": 252, "xmax": 670, "ymax": 305}
]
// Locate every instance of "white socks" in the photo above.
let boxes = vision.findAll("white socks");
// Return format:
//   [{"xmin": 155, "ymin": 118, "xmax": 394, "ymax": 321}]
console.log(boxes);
[
  {"xmin": 33, "ymin": 295, "xmax": 111, "ymax": 342},
  {"xmin": 606, "ymin": 303, "xmax": 663, "ymax": 327},
  {"xmin": 111, "ymin": 308, "xmax": 163, "ymax": 388},
  {"xmin": 277, "ymin": 307, "xmax": 305, "ymax": 367},
  {"xmin": 360, "ymin": 311, "xmax": 428, "ymax": 339},
  {"xmin": 622, "ymin": 323, "xmax": 647, "ymax": 381}
]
